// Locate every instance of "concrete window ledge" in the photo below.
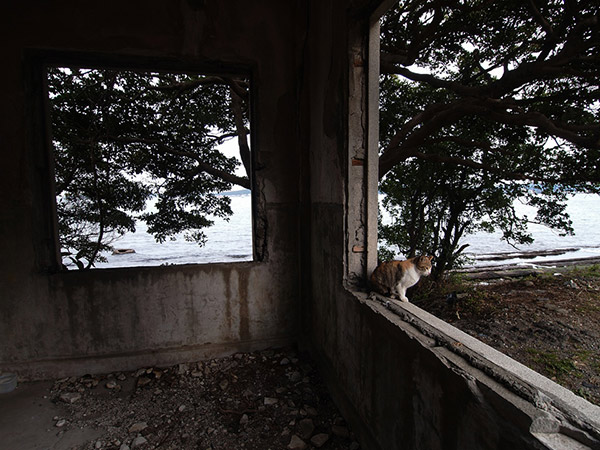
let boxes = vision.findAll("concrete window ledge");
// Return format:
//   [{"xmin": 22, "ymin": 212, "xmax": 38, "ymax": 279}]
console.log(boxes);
[{"xmin": 359, "ymin": 292, "xmax": 600, "ymax": 450}]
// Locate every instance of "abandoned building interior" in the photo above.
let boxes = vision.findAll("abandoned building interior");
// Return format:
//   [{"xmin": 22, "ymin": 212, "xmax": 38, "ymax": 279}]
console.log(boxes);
[{"xmin": 1, "ymin": 1, "xmax": 599, "ymax": 449}]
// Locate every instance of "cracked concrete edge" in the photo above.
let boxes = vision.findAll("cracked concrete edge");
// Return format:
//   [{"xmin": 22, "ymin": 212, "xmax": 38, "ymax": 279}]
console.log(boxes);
[{"xmin": 353, "ymin": 291, "xmax": 600, "ymax": 448}]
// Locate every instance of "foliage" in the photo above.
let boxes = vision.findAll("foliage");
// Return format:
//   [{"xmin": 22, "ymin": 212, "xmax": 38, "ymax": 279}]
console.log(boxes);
[
  {"xmin": 527, "ymin": 349, "xmax": 580, "ymax": 381},
  {"xmin": 48, "ymin": 67, "xmax": 250, "ymax": 268},
  {"xmin": 378, "ymin": 0, "xmax": 600, "ymax": 277}
]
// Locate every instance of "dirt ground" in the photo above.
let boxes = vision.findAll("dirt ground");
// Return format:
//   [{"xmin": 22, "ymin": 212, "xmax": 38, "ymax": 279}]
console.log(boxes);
[
  {"xmin": 47, "ymin": 348, "xmax": 360, "ymax": 450},
  {"xmin": 411, "ymin": 264, "xmax": 600, "ymax": 407}
]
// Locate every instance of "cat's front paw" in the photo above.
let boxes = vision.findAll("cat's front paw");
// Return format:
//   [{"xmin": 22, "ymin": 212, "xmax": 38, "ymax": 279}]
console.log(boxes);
[{"xmin": 399, "ymin": 296, "xmax": 409, "ymax": 303}]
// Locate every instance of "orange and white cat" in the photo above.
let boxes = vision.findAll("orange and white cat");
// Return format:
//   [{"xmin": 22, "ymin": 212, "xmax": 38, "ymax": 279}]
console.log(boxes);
[{"xmin": 370, "ymin": 255, "xmax": 433, "ymax": 303}]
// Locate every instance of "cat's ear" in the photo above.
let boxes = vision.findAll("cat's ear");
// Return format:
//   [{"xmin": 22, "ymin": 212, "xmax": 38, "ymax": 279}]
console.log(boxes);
[{"xmin": 428, "ymin": 255, "xmax": 434, "ymax": 261}]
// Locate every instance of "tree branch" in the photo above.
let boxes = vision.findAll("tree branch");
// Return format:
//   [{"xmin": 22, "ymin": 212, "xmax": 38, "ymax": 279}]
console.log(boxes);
[
  {"xmin": 152, "ymin": 76, "xmax": 228, "ymax": 93},
  {"xmin": 102, "ymin": 135, "xmax": 251, "ymax": 190},
  {"xmin": 407, "ymin": 147, "xmax": 598, "ymax": 185},
  {"xmin": 228, "ymin": 84, "xmax": 252, "ymax": 178}
]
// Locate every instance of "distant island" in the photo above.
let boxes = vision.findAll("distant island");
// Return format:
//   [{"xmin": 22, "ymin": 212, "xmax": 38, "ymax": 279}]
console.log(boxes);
[{"xmin": 219, "ymin": 189, "xmax": 251, "ymax": 196}]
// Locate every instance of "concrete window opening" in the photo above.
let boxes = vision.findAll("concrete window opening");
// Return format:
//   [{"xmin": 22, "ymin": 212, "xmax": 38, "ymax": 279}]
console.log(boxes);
[
  {"xmin": 45, "ymin": 65, "xmax": 254, "ymax": 270},
  {"xmin": 374, "ymin": 0, "xmax": 600, "ymax": 410},
  {"xmin": 352, "ymin": 1, "xmax": 600, "ymax": 447}
]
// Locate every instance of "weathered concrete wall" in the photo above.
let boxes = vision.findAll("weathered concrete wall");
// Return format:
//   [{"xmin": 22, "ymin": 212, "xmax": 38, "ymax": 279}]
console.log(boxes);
[
  {"xmin": 301, "ymin": 1, "xmax": 600, "ymax": 449},
  {"xmin": 0, "ymin": 0, "xmax": 303, "ymax": 378},
  {"xmin": 3, "ymin": 1, "xmax": 599, "ymax": 448}
]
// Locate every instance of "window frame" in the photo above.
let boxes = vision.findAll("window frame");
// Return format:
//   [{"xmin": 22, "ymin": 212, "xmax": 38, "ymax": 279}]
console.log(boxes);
[
  {"xmin": 32, "ymin": 51, "xmax": 261, "ymax": 272},
  {"xmin": 346, "ymin": 1, "xmax": 600, "ymax": 444}
]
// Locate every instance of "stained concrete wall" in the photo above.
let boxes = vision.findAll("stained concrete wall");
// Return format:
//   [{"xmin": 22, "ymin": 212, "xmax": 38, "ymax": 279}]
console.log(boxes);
[
  {"xmin": 300, "ymin": 1, "xmax": 600, "ymax": 449},
  {"xmin": 3, "ymin": 1, "xmax": 600, "ymax": 449},
  {"xmin": 0, "ymin": 0, "xmax": 303, "ymax": 379}
]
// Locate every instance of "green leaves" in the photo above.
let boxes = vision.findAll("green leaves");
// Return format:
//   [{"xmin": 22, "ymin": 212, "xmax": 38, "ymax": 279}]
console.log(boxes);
[
  {"xmin": 47, "ymin": 68, "xmax": 250, "ymax": 269},
  {"xmin": 378, "ymin": 0, "xmax": 600, "ymax": 276}
]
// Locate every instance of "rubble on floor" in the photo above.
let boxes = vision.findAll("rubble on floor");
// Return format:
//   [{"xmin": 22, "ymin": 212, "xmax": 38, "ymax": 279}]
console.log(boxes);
[{"xmin": 49, "ymin": 348, "xmax": 360, "ymax": 450}]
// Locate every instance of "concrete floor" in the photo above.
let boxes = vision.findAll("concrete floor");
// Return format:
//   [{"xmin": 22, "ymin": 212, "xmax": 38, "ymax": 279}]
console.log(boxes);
[{"xmin": 0, "ymin": 381, "xmax": 102, "ymax": 450}]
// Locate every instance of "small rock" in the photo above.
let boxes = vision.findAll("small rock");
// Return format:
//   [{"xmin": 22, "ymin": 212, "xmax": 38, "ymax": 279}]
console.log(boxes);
[
  {"xmin": 219, "ymin": 379, "xmax": 229, "ymax": 390},
  {"xmin": 289, "ymin": 372, "xmax": 302, "ymax": 383},
  {"xmin": 55, "ymin": 419, "xmax": 67, "ymax": 427},
  {"xmin": 81, "ymin": 377, "xmax": 99, "ymax": 388},
  {"xmin": 106, "ymin": 381, "xmax": 119, "ymax": 389},
  {"xmin": 239, "ymin": 414, "xmax": 249, "ymax": 426},
  {"xmin": 119, "ymin": 444, "xmax": 131, "ymax": 450},
  {"xmin": 332, "ymin": 425, "xmax": 350, "ymax": 438},
  {"xmin": 59, "ymin": 392, "xmax": 81, "ymax": 404},
  {"xmin": 128, "ymin": 422, "xmax": 148, "ymax": 433},
  {"xmin": 311, "ymin": 433, "xmax": 330, "ymax": 448},
  {"xmin": 131, "ymin": 436, "xmax": 147, "ymax": 448},
  {"xmin": 280, "ymin": 358, "xmax": 290, "ymax": 365},
  {"xmin": 178, "ymin": 404, "xmax": 187, "ymax": 412},
  {"xmin": 136, "ymin": 377, "xmax": 151, "ymax": 387},
  {"xmin": 264, "ymin": 397, "xmax": 278, "ymax": 406},
  {"xmin": 350, "ymin": 442, "xmax": 360, "ymax": 450},
  {"xmin": 178, "ymin": 363, "xmax": 189, "ymax": 374},
  {"xmin": 298, "ymin": 418, "xmax": 315, "ymax": 440},
  {"xmin": 288, "ymin": 435, "xmax": 307, "ymax": 450},
  {"xmin": 304, "ymin": 405, "xmax": 318, "ymax": 416}
]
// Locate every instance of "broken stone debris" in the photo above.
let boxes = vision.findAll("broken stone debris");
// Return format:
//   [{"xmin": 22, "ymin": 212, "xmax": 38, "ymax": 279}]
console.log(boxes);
[
  {"xmin": 288, "ymin": 434, "xmax": 307, "ymax": 450},
  {"xmin": 297, "ymin": 418, "xmax": 315, "ymax": 439},
  {"xmin": 311, "ymin": 433, "xmax": 330, "ymax": 447},
  {"xmin": 49, "ymin": 348, "xmax": 360, "ymax": 449},
  {"xmin": 127, "ymin": 422, "xmax": 147, "ymax": 433},
  {"xmin": 59, "ymin": 392, "xmax": 81, "ymax": 404}
]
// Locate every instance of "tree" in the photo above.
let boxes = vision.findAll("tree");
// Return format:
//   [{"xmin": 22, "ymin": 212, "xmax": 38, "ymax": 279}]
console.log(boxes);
[
  {"xmin": 378, "ymin": 0, "xmax": 600, "ymax": 277},
  {"xmin": 48, "ymin": 67, "xmax": 251, "ymax": 268}
]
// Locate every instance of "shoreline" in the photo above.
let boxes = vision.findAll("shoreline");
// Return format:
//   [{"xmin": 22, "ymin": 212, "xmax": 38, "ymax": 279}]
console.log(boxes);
[{"xmin": 456, "ymin": 255, "xmax": 600, "ymax": 280}]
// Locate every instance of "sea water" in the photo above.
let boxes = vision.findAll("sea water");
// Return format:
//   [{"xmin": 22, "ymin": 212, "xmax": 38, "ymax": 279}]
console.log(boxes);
[
  {"xmin": 95, "ymin": 192, "xmax": 600, "ymax": 269},
  {"xmin": 94, "ymin": 192, "xmax": 253, "ymax": 269},
  {"xmin": 462, "ymin": 193, "xmax": 600, "ymax": 267}
]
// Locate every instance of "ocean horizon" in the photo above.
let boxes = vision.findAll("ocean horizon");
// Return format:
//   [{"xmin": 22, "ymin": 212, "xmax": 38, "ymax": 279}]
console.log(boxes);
[{"xmin": 85, "ymin": 192, "xmax": 599, "ymax": 270}]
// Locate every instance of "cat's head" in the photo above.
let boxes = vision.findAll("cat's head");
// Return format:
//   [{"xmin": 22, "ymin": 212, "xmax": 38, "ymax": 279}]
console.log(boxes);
[{"xmin": 415, "ymin": 255, "xmax": 433, "ymax": 276}]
